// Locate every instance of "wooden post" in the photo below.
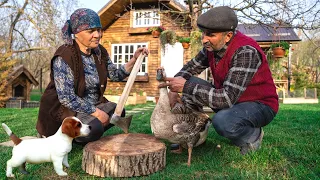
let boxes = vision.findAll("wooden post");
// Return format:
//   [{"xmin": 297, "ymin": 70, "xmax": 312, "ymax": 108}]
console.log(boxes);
[
  {"xmin": 19, "ymin": 100, "xmax": 22, "ymax": 109},
  {"xmin": 304, "ymin": 88, "xmax": 307, "ymax": 98},
  {"xmin": 39, "ymin": 68, "xmax": 42, "ymax": 93}
]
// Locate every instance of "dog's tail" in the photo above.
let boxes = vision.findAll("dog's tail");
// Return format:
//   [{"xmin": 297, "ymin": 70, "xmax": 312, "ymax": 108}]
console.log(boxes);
[{"xmin": 1, "ymin": 123, "xmax": 22, "ymax": 145}]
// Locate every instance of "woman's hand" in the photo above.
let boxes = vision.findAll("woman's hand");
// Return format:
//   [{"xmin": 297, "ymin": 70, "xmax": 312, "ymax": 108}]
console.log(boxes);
[
  {"xmin": 133, "ymin": 47, "xmax": 149, "ymax": 60},
  {"xmin": 91, "ymin": 108, "xmax": 109, "ymax": 126},
  {"xmin": 125, "ymin": 47, "xmax": 149, "ymax": 72}
]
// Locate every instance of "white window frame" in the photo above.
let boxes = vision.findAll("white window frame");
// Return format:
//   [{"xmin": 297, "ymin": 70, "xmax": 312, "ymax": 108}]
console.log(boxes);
[
  {"xmin": 133, "ymin": 9, "xmax": 160, "ymax": 28},
  {"xmin": 111, "ymin": 43, "xmax": 148, "ymax": 75}
]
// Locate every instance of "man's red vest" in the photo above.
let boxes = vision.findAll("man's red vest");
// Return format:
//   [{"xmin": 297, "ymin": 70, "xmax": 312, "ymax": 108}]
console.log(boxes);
[{"xmin": 207, "ymin": 31, "xmax": 279, "ymax": 113}]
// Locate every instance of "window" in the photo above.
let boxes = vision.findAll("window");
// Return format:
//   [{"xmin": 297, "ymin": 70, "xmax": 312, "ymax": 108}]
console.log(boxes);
[
  {"xmin": 111, "ymin": 43, "xmax": 148, "ymax": 75},
  {"xmin": 133, "ymin": 10, "xmax": 160, "ymax": 28}
]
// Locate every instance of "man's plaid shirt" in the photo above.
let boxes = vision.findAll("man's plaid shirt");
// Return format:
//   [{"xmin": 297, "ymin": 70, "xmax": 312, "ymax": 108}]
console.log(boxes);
[{"xmin": 175, "ymin": 44, "xmax": 262, "ymax": 111}]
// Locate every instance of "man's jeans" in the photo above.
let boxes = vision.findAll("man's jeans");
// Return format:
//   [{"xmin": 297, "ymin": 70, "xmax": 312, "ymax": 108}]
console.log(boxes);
[
  {"xmin": 212, "ymin": 101, "xmax": 275, "ymax": 146},
  {"xmin": 185, "ymin": 76, "xmax": 276, "ymax": 146}
]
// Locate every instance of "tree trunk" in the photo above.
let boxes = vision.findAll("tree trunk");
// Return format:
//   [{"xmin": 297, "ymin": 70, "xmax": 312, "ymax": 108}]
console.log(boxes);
[{"xmin": 82, "ymin": 133, "xmax": 166, "ymax": 177}]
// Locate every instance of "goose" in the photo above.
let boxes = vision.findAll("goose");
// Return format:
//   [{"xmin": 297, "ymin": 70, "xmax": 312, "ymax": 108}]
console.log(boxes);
[{"xmin": 150, "ymin": 68, "xmax": 211, "ymax": 166}]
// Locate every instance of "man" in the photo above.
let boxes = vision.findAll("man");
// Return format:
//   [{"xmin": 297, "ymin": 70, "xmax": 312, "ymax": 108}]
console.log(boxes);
[{"xmin": 159, "ymin": 6, "xmax": 278, "ymax": 155}]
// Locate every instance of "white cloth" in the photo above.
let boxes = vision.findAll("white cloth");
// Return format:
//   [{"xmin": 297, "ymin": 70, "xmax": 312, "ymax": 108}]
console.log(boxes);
[{"xmin": 161, "ymin": 42, "xmax": 184, "ymax": 77}]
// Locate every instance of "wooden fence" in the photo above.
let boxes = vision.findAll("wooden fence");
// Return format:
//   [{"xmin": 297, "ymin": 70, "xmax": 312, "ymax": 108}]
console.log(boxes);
[{"xmin": 5, "ymin": 100, "xmax": 40, "ymax": 108}]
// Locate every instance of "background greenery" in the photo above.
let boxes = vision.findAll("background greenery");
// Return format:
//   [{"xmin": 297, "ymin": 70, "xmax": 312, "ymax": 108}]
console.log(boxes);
[
  {"xmin": 30, "ymin": 89, "xmax": 42, "ymax": 101},
  {"xmin": 0, "ymin": 102, "xmax": 319, "ymax": 179}
]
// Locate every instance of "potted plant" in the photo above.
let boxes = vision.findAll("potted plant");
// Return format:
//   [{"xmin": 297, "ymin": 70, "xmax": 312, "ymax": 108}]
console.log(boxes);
[
  {"xmin": 147, "ymin": 26, "xmax": 165, "ymax": 38},
  {"xmin": 159, "ymin": 30, "xmax": 177, "ymax": 53},
  {"xmin": 270, "ymin": 41, "xmax": 290, "ymax": 58},
  {"xmin": 178, "ymin": 37, "xmax": 191, "ymax": 49}
]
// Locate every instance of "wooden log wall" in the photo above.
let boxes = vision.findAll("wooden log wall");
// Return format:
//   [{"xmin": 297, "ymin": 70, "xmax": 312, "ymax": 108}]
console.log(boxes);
[{"xmin": 101, "ymin": 10, "xmax": 191, "ymax": 98}]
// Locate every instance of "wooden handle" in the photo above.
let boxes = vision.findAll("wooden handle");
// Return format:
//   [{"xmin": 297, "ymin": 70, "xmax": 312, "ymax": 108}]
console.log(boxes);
[{"xmin": 114, "ymin": 53, "xmax": 146, "ymax": 116}]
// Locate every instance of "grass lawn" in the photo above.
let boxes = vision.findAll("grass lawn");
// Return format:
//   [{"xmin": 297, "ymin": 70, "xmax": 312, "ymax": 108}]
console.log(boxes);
[
  {"xmin": 30, "ymin": 89, "xmax": 42, "ymax": 101},
  {"xmin": 0, "ymin": 102, "xmax": 319, "ymax": 179}
]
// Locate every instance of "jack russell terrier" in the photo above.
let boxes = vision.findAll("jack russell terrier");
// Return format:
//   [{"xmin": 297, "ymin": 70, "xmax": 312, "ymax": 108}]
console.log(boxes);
[{"xmin": 2, "ymin": 116, "xmax": 91, "ymax": 177}]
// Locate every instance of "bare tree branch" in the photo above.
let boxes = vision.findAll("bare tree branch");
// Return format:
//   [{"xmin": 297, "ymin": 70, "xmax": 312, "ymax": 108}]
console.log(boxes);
[
  {"xmin": 0, "ymin": 0, "xmax": 9, "ymax": 7},
  {"xmin": 8, "ymin": 0, "xmax": 28, "ymax": 52},
  {"xmin": 12, "ymin": 47, "xmax": 48, "ymax": 53}
]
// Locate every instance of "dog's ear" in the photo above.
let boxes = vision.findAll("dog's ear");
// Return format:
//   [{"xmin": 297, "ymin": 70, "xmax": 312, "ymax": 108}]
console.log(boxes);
[{"xmin": 61, "ymin": 117, "xmax": 81, "ymax": 138}]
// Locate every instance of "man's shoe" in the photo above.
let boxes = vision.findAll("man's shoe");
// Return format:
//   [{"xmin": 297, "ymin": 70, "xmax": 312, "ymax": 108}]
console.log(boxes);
[
  {"xmin": 72, "ymin": 139, "xmax": 88, "ymax": 147},
  {"xmin": 240, "ymin": 129, "xmax": 264, "ymax": 155},
  {"xmin": 170, "ymin": 144, "xmax": 180, "ymax": 150},
  {"xmin": 170, "ymin": 144, "xmax": 182, "ymax": 154}
]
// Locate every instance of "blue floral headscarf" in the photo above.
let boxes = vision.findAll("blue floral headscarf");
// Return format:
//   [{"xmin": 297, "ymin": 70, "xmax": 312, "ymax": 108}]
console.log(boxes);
[{"xmin": 61, "ymin": 8, "xmax": 102, "ymax": 45}]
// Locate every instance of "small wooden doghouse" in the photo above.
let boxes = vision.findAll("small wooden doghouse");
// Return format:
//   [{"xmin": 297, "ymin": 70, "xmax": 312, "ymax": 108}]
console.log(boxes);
[{"xmin": 6, "ymin": 65, "xmax": 38, "ymax": 101}]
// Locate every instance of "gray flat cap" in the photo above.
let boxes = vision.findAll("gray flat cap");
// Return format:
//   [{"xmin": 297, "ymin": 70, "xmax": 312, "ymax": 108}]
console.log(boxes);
[{"xmin": 197, "ymin": 6, "xmax": 238, "ymax": 32}]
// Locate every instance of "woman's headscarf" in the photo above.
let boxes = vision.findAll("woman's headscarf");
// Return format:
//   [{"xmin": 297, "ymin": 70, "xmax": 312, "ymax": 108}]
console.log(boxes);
[{"xmin": 61, "ymin": 8, "xmax": 102, "ymax": 45}]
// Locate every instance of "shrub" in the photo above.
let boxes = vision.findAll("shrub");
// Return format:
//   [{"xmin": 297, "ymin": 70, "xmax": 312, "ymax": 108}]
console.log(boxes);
[{"xmin": 190, "ymin": 31, "xmax": 203, "ymax": 57}]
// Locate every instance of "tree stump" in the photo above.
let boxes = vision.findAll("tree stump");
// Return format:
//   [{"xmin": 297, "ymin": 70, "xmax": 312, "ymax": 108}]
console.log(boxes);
[{"xmin": 82, "ymin": 133, "xmax": 166, "ymax": 177}]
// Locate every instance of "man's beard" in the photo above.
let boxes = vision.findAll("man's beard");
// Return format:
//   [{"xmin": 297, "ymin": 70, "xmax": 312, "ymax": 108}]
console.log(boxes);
[{"xmin": 203, "ymin": 40, "xmax": 224, "ymax": 52}]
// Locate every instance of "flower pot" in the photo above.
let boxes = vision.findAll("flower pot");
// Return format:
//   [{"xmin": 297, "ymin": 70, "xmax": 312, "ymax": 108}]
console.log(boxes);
[
  {"xmin": 181, "ymin": 42, "xmax": 190, "ymax": 49},
  {"xmin": 151, "ymin": 30, "xmax": 160, "ymax": 38},
  {"xmin": 272, "ymin": 47, "xmax": 285, "ymax": 58}
]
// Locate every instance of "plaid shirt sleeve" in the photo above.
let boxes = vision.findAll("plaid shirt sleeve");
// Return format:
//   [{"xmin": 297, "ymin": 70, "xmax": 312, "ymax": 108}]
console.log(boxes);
[
  {"xmin": 182, "ymin": 45, "xmax": 262, "ymax": 110},
  {"xmin": 53, "ymin": 57, "xmax": 96, "ymax": 114},
  {"xmin": 106, "ymin": 55, "xmax": 130, "ymax": 81}
]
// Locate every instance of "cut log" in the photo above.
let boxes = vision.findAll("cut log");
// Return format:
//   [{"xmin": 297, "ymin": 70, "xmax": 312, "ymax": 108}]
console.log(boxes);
[{"xmin": 82, "ymin": 133, "xmax": 166, "ymax": 177}]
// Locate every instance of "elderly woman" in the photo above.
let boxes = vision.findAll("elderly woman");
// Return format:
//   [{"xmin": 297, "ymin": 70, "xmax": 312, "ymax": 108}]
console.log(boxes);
[{"xmin": 36, "ymin": 8, "xmax": 148, "ymax": 145}]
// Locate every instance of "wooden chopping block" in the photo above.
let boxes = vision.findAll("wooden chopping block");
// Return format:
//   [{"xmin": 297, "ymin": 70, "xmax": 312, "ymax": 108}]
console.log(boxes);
[{"xmin": 82, "ymin": 133, "xmax": 166, "ymax": 177}]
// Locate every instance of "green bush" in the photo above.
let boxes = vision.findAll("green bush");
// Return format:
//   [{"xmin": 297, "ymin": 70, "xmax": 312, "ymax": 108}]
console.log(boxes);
[
  {"xmin": 291, "ymin": 67, "xmax": 309, "ymax": 89},
  {"xmin": 190, "ymin": 30, "xmax": 203, "ymax": 57},
  {"xmin": 30, "ymin": 89, "xmax": 42, "ymax": 101},
  {"xmin": 306, "ymin": 83, "xmax": 320, "ymax": 97}
]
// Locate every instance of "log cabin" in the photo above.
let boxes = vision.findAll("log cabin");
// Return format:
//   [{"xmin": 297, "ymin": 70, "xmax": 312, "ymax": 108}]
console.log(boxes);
[
  {"xmin": 97, "ymin": 0, "xmax": 301, "ymax": 101},
  {"xmin": 98, "ymin": 0, "xmax": 191, "ymax": 101}
]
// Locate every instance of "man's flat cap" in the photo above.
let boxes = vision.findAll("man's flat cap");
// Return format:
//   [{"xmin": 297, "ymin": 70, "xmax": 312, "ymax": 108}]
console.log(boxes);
[{"xmin": 197, "ymin": 6, "xmax": 238, "ymax": 32}]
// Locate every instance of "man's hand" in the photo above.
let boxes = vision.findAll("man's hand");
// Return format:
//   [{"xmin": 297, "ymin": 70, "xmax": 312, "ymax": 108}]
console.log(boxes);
[
  {"xmin": 158, "ymin": 77, "xmax": 186, "ymax": 93},
  {"xmin": 91, "ymin": 108, "xmax": 110, "ymax": 126},
  {"xmin": 168, "ymin": 91, "xmax": 182, "ymax": 109}
]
